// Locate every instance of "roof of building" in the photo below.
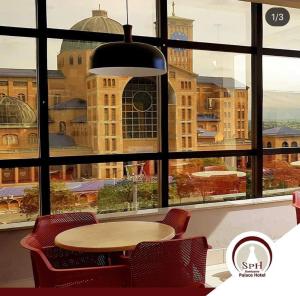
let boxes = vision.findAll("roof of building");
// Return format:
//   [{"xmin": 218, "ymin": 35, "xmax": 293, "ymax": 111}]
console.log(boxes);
[
  {"xmin": 197, "ymin": 128, "xmax": 217, "ymax": 138},
  {"xmin": 50, "ymin": 98, "xmax": 87, "ymax": 110},
  {"xmin": 0, "ymin": 180, "xmax": 121, "ymax": 198},
  {"xmin": 0, "ymin": 68, "xmax": 64, "ymax": 79},
  {"xmin": 49, "ymin": 133, "xmax": 76, "ymax": 147},
  {"xmin": 197, "ymin": 114, "xmax": 220, "ymax": 122},
  {"xmin": 263, "ymin": 127, "xmax": 300, "ymax": 136},
  {"xmin": 168, "ymin": 15, "xmax": 194, "ymax": 22},
  {"xmin": 197, "ymin": 76, "xmax": 247, "ymax": 89},
  {"xmin": 0, "ymin": 96, "xmax": 36, "ymax": 125},
  {"xmin": 60, "ymin": 9, "xmax": 123, "ymax": 53},
  {"xmin": 71, "ymin": 115, "xmax": 87, "ymax": 123}
]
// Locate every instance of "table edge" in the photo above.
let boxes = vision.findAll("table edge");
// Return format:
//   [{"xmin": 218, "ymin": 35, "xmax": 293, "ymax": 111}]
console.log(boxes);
[{"xmin": 54, "ymin": 223, "xmax": 175, "ymax": 253}]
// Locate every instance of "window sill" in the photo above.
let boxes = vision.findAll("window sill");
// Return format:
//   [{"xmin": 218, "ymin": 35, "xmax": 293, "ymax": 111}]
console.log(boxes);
[{"xmin": 0, "ymin": 195, "xmax": 293, "ymax": 232}]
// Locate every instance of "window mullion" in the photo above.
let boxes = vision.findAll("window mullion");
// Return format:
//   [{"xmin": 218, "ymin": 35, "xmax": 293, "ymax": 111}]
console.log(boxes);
[
  {"xmin": 36, "ymin": 0, "xmax": 51, "ymax": 215},
  {"xmin": 157, "ymin": 0, "xmax": 169, "ymax": 208},
  {"xmin": 251, "ymin": 3, "xmax": 263, "ymax": 198}
]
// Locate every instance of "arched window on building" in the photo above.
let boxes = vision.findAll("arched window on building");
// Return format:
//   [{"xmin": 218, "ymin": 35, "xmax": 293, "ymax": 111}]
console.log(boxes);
[
  {"xmin": 104, "ymin": 94, "xmax": 109, "ymax": 105},
  {"xmin": 112, "ymin": 79, "xmax": 116, "ymax": 87},
  {"xmin": 28, "ymin": 133, "xmax": 38, "ymax": 145},
  {"xmin": 69, "ymin": 56, "xmax": 74, "ymax": 65},
  {"xmin": 78, "ymin": 56, "xmax": 82, "ymax": 65},
  {"xmin": 3, "ymin": 134, "xmax": 19, "ymax": 145},
  {"xmin": 108, "ymin": 79, "xmax": 111, "ymax": 87},
  {"xmin": 17, "ymin": 93, "xmax": 26, "ymax": 102},
  {"xmin": 59, "ymin": 121, "xmax": 66, "ymax": 134},
  {"xmin": 2, "ymin": 168, "xmax": 15, "ymax": 184},
  {"xmin": 292, "ymin": 141, "xmax": 298, "ymax": 162},
  {"xmin": 267, "ymin": 142, "xmax": 272, "ymax": 148},
  {"xmin": 282, "ymin": 141, "xmax": 289, "ymax": 162},
  {"xmin": 111, "ymin": 94, "xmax": 116, "ymax": 105},
  {"xmin": 181, "ymin": 96, "xmax": 186, "ymax": 106}
]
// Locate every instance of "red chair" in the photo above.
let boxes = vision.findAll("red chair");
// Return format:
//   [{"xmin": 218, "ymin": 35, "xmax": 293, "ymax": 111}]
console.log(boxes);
[
  {"xmin": 21, "ymin": 212, "xmax": 128, "ymax": 287},
  {"xmin": 129, "ymin": 237, "xmax": 209, "ymax": 287},
  {"xmin": 160, "ymin": 208, "xmax": 191, "ymax": 239},
  {"xmin": 293, "ymin": 191, "xmax": 300, "ymax": 224}
]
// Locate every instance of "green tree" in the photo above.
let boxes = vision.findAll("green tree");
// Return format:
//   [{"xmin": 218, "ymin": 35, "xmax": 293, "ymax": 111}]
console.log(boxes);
[
  {"xmin": 20, "ymin": 182, "xmax": 76, "ymax": 217},
  {"xmin": 98, "ymin": 181, "xmax": 158, "ymax": 213}
]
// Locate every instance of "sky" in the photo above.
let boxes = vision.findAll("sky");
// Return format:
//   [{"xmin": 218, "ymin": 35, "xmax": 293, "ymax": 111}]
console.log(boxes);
[{"xmin": 0, "ymin": 0, "xmax": 300, "ymax": 120}]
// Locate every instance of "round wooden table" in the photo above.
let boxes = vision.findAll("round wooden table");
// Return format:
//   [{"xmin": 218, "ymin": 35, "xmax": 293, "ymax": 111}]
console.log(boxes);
[
  {"xmin": 192, "ymin": 171, "xmax": 246, "ymax": 178},
  {"xmin": 291, "ymin": 161, "xmax": 300, "ymax": 168},
  {"xmin": 55, "ymin": 221, "xmax": 175, "ymax": 253}
]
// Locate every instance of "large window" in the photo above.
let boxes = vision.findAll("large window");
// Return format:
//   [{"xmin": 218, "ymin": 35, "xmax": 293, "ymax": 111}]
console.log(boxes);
[{"xmin": 0, "ymin": 1, "xmax": 300, "ymax": 224}]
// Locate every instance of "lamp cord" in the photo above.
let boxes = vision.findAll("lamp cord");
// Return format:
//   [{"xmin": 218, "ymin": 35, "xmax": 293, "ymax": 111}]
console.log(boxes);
[{"xmin": 126, "ymin": 0, "xmax": 129, "ymax": 24}]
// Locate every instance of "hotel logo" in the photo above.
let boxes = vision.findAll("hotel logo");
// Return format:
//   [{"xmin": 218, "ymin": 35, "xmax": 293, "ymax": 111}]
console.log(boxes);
[{"xmin": 226, "ymin": 231, "xmax": 274, "ymax": 278}]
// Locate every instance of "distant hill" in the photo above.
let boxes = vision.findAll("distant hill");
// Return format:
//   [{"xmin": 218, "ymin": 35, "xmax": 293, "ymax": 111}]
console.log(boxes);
[{"xmin": 264, "ymin": 91, "xmax": 300, "ymax": 121}]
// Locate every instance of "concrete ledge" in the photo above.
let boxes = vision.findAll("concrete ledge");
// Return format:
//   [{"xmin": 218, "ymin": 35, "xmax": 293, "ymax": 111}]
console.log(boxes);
[{"xmin": 0, "ymin": 195, "xmax": 293, "ymax": 231}]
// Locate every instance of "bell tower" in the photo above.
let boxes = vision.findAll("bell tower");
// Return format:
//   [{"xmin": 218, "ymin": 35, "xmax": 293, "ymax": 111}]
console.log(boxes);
[{"xmin": 168, "ymin": 2, "xmax": 194, "ymax": 72}]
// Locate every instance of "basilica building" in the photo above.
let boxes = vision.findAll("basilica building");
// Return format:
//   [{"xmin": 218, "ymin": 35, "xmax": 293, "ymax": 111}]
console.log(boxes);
[{"xmin": 0, "ymin": 8, "xmax": 249, "ymax": 185}]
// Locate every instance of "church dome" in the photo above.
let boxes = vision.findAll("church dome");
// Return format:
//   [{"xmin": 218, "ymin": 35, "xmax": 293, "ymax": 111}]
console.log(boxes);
[
  {"xmin": 60, "ymin": 9, "xmax": 123, "ymax": 53},
  {"xmin": 0, "ymin": 96, "xmax": 36, "ymax": 126}
]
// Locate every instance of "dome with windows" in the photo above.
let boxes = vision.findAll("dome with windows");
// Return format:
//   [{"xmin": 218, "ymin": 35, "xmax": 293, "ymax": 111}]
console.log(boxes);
[
  {"xmin": 0, "ymin": 96, "xmax": 36, "ymax": 126},
  {"xmin": 60, "ymin": 9, "xmax": 123, "ymax": 53}
]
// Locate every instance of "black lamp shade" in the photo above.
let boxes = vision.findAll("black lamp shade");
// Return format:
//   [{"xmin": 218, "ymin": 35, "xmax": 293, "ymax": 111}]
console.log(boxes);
[{"xmin": 89, "ymin": 41, "xmax": 167, "ymax": 77}]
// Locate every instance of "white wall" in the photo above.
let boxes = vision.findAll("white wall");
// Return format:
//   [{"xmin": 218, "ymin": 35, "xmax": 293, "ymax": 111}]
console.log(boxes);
[{"xmin": 0, "ymin": 198, "xmax": 296, "ymax": 286}]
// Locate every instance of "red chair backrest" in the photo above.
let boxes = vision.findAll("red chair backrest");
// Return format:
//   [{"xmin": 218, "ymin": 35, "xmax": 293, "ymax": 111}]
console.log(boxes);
[
  {"xmin": 21, "ymin": 212, "xmax": 98, "ymax": 287},
  {"xmin": 31, "ymin": 212, "xmax": 97, "ymax": 247},
  {"xmin": 293, "ymin": 191, "xmax": 300, "ymax": 224},
  {"xmin": 130, "ymin": 237, "xmax": 208, "ymax": 287},
  {"xmin": 161, "ymin": 208, "xmax": 191, "ymax": 239}
]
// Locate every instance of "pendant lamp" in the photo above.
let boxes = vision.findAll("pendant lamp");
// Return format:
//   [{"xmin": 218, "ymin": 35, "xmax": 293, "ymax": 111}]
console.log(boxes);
[{"xmin": 89, "ymin": 0, "xmax": 167, "ymax": 77}]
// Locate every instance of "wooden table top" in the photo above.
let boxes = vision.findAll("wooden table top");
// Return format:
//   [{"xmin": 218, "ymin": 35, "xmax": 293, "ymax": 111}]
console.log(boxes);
[
  {"xmin": 192, "ymin": 170, "xmax": 246, "ymax": 178},
  {"xmin": 55, "ymin": 221, "xmax": 175, "ymax": 253},
  {"xmin": 290, "ymin": 161, "xmax": 300, "ymax": 167}
]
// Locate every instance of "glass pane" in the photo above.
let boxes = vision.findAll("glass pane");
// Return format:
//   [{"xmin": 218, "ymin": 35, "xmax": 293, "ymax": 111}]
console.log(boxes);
[
  {"xmin": 49, "ymin": 160, "xmax": 159, "ymax": 214},
  {"xmin": 263, "ymin": 155, "xmax": 300, "ymax": 197},
  {"xmin": 167, "ymin": 0, "xmax": 251, "ymax": 45},
  {"xmin": 264, "ymin": 5, "xmax": 300, "ymax": 50},
  {"xmin": 263, "ymin": 56, "xmax": 300, "ymax": 148},
  {"xmin": 169, "ymin": 156, "xmax": 251, "ymax": 205},
  {"xmin": 47, "ymin": 0, "xmax": 156, "ymax": 37},
  {"xmin": 0, "ymin": 36, "xmax": 38, "ymax": 159},
  {"xmin": 48, "ymin": 39, "xmax": 159, "ymax": 156},
  {"xmin": 0, "ymin": 167, "xmax": 39, "ymax": 224},
  {"xmin": 168, "ymin": 50, "xmax": 251, "ymax": 152},
  {"xmin": 0, "ymin": 0, "xmax": 36, "ymax": 28}
]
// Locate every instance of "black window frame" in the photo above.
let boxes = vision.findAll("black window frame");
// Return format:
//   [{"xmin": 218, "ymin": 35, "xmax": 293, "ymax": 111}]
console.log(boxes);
[{"xmin": 0, "ymin": 0, "xmax": 299, "ymax": 216}]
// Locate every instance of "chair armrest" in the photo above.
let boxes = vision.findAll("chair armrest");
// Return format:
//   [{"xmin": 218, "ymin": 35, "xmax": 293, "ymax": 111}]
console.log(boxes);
[
  {"xmin": 52, "ymin": 264, "xmax": 129, "ymax": 288},
  {"xmin": 293, "ymin": 191, "xmax": 300, "ymax": 207}
]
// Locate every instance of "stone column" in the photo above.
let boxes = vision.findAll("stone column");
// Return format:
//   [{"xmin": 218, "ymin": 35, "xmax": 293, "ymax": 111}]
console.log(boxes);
[
  {"xmin": 62, "ymin": 165, "xmax": 66, "ymax": 180},
  {"xmin": 15, "ymin": 168, "xmax": 19, "ymax": 183},
  {"xmin": 31, "ymin": 167, "xmax": 35, "ymax": 182},
  {"xmin": 76, "ymin": 164, "xmax": 81, "ymax": 179}
]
